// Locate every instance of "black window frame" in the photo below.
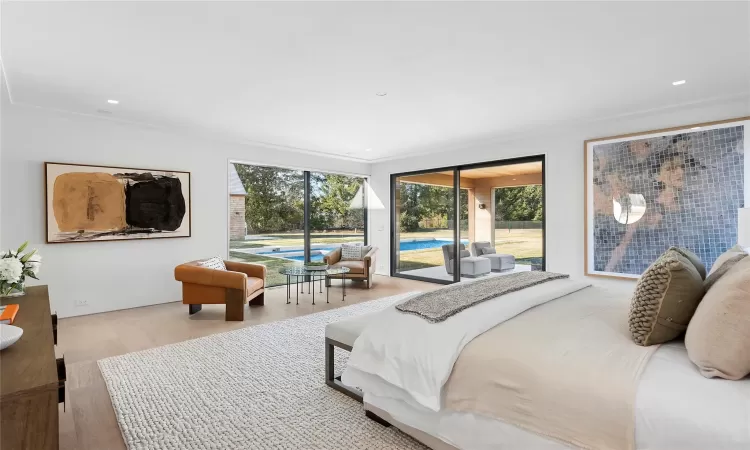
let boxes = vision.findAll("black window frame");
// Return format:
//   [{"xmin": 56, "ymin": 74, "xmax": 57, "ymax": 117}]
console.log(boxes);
[{"xmin": 390, "ymin": 155, "xmax": 546, "ymax": 284}]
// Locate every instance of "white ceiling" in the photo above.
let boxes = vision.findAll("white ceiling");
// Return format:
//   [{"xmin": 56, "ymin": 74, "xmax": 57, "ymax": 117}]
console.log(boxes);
[{"xmin": 2, "ymin": 1, "xmax": 749, "ymax": 162}]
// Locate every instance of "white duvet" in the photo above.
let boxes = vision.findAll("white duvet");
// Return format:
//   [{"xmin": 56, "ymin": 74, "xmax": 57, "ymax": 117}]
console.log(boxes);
[
  {"xmin": 341, "ymin": 277, "xmax": 591, "ymax": 411},
  {"xmin": 342, "ymin": 281, "xmax": 750, "ymax": 449}
]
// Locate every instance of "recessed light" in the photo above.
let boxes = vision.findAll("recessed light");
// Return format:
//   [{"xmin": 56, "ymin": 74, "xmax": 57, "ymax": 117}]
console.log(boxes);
[
  {"xmin": 672, "ymin": 80, "xmax": 686, "ymax": 86},
  {"xmin": 691, "ymin": 127, "xmax": 701, "ymax": 130},
  {"xmin": 375, "ymin": 92, "xmax": 387, "ymax": 97},
  {"xmin": 364, "ymin": 148, "xmax": 372, "ymax": 152},
  {"xmin": 107, "ymin": 99, "xmax": 119, "ymax": 104}
]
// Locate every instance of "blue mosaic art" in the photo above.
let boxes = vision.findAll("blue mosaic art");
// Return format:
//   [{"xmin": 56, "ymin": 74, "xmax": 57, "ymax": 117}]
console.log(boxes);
[{"xmin": 592, "ymin": 125, "xmax": 744, "ymax": 275}]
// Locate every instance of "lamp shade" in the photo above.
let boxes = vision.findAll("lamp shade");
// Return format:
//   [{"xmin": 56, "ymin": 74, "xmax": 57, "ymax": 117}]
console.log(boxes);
[{"xmin": 738, "ymin": 208, "xmax": 750, "ymax": 248}]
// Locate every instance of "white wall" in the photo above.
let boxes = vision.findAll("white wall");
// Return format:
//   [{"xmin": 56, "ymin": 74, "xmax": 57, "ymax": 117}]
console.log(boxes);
[
  {"xmin": 0, "ymin": 104, "xmax": 369, "ymax": 317},
  {"xmin": 368, "ymin": 97, "xmax": 750, "ymax": 289}
]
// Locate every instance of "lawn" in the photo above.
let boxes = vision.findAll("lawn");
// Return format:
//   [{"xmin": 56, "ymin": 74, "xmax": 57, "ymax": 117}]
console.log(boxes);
[
  {"xmin": 228, "ymin": 228, "xmax": 543, "ymax": 285},
  {"xmin": 397, "ymin": 229, "xmax": 543, "ymax": 271}
]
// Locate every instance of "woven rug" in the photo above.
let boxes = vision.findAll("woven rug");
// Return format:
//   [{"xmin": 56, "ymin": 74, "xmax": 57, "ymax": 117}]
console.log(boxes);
[{"xmin": 98, "ymin": 293, "xmax": 426, "ymax": 450}]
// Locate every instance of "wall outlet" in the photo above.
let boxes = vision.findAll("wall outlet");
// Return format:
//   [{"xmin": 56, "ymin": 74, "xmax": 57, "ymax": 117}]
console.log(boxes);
[{"xmin": 75, "ymin": 298, "xmax": 89, "ymax": 307}]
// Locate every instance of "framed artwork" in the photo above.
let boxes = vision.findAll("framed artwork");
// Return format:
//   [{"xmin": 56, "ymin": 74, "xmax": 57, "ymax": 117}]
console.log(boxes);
[
  {"xmin": 45, "ymin": 162, "xmax": 191, "ymax": 243},
  {"xmin": 585, "ymin": 117, "xmax": 750, "ymax": 279}
]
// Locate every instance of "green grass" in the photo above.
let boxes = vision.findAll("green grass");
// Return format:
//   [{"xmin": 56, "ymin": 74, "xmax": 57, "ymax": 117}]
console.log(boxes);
[
  {"xmin": 228, "ymin": 251, "xmax": 295, "ymax": 287},
  {"xmin": 397, "ymin": 229, "xmax": 543, "ymax": 272}
]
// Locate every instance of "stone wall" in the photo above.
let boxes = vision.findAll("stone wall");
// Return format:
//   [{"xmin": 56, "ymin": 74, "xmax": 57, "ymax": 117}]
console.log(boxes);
[{"xmin": 229, "ymin": 195, "xmax": 246, "ymax": 240}]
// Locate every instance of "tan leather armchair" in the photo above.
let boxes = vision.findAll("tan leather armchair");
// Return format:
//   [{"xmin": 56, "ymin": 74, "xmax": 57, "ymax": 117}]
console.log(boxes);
[
  {"xmin": 323, "ymin": 246, "xmax": 378, "ymax": 288},
  {"xmin": 174, "ymin": 260, "xmax": 266, "ymax": 321}
]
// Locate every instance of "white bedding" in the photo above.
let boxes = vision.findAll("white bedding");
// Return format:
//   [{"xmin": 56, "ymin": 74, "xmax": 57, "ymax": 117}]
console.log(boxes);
[
  {"xmin": 342, "ymin": 277, "xmax": 591, "ymax": 411},
  {"xmin": 363, "ymin": 341, "xmax": 750, "ymax": 450}
]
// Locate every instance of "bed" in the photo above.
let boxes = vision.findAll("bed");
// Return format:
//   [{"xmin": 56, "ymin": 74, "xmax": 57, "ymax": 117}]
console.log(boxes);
[{"xmin": 338, "ymin": 278, "xmax": 750, "ymax": 450}]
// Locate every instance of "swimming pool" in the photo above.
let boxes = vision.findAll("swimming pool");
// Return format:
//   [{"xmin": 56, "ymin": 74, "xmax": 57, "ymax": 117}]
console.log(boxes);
[{"xmin": 256, "ymin": 238, "xmax": 467, "ymax": 262}]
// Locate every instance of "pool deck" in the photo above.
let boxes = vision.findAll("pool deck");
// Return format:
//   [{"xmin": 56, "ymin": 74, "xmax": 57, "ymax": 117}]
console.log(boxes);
[{"xmin": 399, "ymin": 264, "xmax": 532, "ymax": 282}]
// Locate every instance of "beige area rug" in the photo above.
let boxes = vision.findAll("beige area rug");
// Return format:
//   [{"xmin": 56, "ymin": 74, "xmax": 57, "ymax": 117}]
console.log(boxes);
[{"xmin": 98, "ymin": 293, "xmax": 427, "ymax": 450}]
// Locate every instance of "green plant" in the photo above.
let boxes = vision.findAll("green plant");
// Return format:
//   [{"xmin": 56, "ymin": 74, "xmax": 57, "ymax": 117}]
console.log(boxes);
[{"xmin": 0, "ymin": 241, "xmax": 42, "ymax": 296}]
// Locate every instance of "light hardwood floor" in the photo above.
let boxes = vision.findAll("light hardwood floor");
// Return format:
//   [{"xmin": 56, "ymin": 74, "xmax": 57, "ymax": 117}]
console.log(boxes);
[{"xmin": 56, "ymin": 275, "xmax": 437, "ymax": 450}]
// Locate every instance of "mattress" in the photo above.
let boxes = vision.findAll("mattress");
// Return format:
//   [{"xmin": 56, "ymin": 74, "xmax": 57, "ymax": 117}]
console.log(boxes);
[{"xmin": 362, "ymin": 341, "xmax": 750, "ymax": 450}]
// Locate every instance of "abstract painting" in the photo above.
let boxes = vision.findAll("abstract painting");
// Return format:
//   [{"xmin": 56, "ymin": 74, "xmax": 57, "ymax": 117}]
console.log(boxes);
[
  {"xmin": 45, "ymin": 163, "xmax": 191, "ymax": 243},
  {"xmin": 585, "ymin": 117, "xmax": 750, "ymax": 279}
]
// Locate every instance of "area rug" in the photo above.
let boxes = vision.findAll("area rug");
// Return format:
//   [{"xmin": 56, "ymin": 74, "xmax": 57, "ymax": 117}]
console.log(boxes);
[{"xmin": 98, "ymin": 293, "xmax": 426, "ymax": 450}]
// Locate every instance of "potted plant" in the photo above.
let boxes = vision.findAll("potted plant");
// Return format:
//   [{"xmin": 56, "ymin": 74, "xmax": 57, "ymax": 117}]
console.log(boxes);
[{"xmin": 0, "ymin": 242, "xmax": 42, "ymax": 298}]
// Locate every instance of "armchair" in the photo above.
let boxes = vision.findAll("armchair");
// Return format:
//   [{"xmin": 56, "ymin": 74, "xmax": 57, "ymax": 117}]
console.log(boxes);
[
  {"xmin": 174, "ymin": 259, "xmax": 266, "ymax": 321},
  {"xmin": 323, "ymin": 246, "xmax": 378, "ymax": 288}
]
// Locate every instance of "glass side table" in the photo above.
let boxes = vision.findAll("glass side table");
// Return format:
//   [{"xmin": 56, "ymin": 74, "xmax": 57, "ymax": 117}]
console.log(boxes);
[{"xmin": 278, "ymin": 266, "xmax": 350, "ymax": 305}]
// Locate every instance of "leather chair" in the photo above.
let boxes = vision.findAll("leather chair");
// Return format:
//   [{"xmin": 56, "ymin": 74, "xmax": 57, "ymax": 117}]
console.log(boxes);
[
  {"xmin": 323, "ymin": 246, "xmax": 378, "ymax": 288},
  {"xmin": 174, "ymin": 260, "xmax": 266, "ymax": 321}
]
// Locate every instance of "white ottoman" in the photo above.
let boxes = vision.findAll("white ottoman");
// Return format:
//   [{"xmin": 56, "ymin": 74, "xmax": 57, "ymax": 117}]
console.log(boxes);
[
  {"xmin": 459, "ymin": 256, "xmax": 491, "ymax": 277},
  {"xmin": 484, "ymin": 253, "xmax": 516, "ymax": 272}
]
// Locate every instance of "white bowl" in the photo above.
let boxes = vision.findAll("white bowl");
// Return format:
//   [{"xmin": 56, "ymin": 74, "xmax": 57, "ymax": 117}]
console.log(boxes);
[{"xmin": 0, "ymin": 324, "xmax": 23, "ymax": 350}]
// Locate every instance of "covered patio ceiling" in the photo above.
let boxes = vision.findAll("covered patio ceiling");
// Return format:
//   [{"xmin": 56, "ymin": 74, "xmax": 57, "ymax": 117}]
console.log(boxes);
[{"xmin": 398, "ymin": 161, "xmax": 542, "ymax": 188}]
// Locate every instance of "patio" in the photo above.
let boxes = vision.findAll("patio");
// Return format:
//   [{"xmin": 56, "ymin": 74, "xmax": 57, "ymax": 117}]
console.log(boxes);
[{"xmin": 395, "ymin": 161, "xmax": 544, "ymax": 281}]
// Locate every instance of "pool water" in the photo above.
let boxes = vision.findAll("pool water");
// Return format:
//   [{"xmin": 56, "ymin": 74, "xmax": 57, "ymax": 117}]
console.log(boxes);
[{"xmin": 257, "ymin": 238, "xmax": 468, "ymax": 262}]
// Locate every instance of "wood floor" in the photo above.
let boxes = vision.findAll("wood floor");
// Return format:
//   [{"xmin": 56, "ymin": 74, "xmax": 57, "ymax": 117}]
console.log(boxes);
[{"xmin": 56, "ymin": 275, "xmax": 436, "ymax": 450}]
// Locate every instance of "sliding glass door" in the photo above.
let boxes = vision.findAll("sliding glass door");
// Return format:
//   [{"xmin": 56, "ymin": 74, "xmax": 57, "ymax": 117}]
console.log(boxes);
[
  {"xmin": 391, "ymin": 156, "xmax": 545, "ymax": 284},
  {"xmin": 228, "ymin": 162, "xmax": 368, "ymax": 287},
  {"xmin": 392, "ymin": 170, "xmax": 458, "ymax": 283}
]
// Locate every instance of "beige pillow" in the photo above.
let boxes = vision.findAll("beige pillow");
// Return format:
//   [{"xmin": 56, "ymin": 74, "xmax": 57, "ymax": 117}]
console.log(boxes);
[
  {"xmin": 629, "ymin": 250, "xmax": 705, "ymax": 346},
  {"xmin": 686, "ymin": 256, "xmax": 750, "ymax": 380},
  {"xmin": 707, "ymin": 245, "xmax": 747, "ymax": 277},
  {"xmin": 669, "ymin": 247, "xmax": 706, "ymax": 279},
  {"xmin": 704, "ymin": 253, "xmax": 746, "ymax": 291}
]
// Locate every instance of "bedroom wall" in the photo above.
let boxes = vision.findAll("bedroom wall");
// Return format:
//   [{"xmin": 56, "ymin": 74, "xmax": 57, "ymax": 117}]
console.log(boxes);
[
  {"xmin": 0, "ymin": 103, "xmax": 369, "ymax": 318},
  {"xmin": 368, "ymin": 96, "xmax": 750, "ymax": 289}
]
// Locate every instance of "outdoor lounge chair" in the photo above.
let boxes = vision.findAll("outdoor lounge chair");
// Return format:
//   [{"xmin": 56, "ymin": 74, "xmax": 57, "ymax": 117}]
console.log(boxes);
[
  {"xmin": 441, "ymin": 243, "xmax": 490, "ymax": 277},
  {"xmin": 471, "ymin": 241, "xmax": 516, "ymax": 272}
]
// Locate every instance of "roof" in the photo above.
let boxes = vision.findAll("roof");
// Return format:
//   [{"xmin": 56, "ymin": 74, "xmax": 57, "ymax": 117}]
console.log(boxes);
[{"xmin": 229, "ymin": 164, "xmax": 247, "ymax": 196}]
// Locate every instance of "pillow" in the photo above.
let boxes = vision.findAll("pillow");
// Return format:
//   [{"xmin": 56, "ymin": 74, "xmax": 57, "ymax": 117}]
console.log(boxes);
[
  {"xmin": 481, "ymin": 247, "xmax": 497, "ymax": 255},
  {"xmin": 704, "ymin": 253, "xmax": 746, "ymax": 291},
  {"xmin": 707, "ymin": 245, "xmax": 747, "ymax": 278},
  {"xmin": 460, "ymin": 249, "xmax": 471, "ymax": 258},
  {"xmin": 198, "ymin": 256, "xmax": 226, "ymax": 271},
  {"xmin": 341, "ymin": 243, "xmax": 370, "ymax": 261},
  {"xmin": 686, "ymin": 256, "xmax": 750, "ymax": 380},
  {"xmin": 668, "ymin": 247, "xmax": 706, "ymax": 279},
  {"xmin": 628, "ymin": 249, "xmax": 705, "ymax": 346}
]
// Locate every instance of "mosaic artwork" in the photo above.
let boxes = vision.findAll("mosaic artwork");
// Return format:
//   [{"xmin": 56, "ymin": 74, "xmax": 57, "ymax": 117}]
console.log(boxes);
[{"xmin": 588, "ymin": 124, "xmax": 745, "ymax": 277}]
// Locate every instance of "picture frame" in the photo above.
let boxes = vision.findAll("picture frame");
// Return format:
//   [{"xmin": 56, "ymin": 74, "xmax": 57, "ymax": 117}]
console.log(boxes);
[
  {"xmin": 45, "ymin": 162, "xmax": 191, "ymax": 243},
  {"xmin": 584, "ymin": 116, "xmax": 750, "ymax": 279}
]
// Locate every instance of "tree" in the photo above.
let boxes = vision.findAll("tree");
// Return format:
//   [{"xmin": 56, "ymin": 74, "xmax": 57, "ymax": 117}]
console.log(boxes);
[
  {"xmin": 495, "ymin": 185, "xmax": 543, "ymax": 221},
  {"xmin": 234, "ymin": 164, "xmax": 304, "ymax": 233}
]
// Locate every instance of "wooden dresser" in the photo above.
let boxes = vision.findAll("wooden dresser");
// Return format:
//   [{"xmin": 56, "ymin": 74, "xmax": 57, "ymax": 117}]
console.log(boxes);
[{"xmin": 0, "ymin": 285, "xmax": 64, "ymax": 450}]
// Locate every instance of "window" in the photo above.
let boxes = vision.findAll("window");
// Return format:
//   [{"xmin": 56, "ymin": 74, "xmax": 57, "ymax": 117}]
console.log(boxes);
[
  {"xmin": 228, "ymin": 163, "xmax": 368, "ymax": 287},
  {"xmin": 391, "ymin": 156, "xmax": 545, "ymax": 284}
]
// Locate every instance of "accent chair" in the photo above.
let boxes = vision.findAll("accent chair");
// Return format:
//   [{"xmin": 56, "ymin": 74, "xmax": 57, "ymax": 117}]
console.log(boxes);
[
  {"xmin": 471, "ymin": 241, "xmax": 516, "ymax": 272},
  {"xmin": 442, "ymin": 243, "xmax": 491, "ymax": 277},
  {"xmin": 323, "ymin": 246, "xmax": 378, "ymax": 288},
  {"xmin": 174, "ymin": 259, "xmax": 266, "ymax": 321}
]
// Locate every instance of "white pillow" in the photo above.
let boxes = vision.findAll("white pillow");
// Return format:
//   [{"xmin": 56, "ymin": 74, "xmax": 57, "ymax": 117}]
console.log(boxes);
[
  {"xmin": 341, "ymin": 244, "xmax": 370, "ymax": 261},
  {"xmin": 198, "ymin": 256, "xmax": 226, "ymax": 271},
  {"xmin": 482, "ymin": 247, "xmax": 497, "ymax": 255}
]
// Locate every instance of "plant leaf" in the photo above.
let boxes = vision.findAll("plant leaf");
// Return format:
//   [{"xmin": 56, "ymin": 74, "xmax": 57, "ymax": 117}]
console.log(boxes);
[
  {"xmin": 16, "ymin": 241, "xmax": 28, "ymax": 253},
  {"xmin": 19, "ymin": 249, "xmax": 36, "ymax": 263}
]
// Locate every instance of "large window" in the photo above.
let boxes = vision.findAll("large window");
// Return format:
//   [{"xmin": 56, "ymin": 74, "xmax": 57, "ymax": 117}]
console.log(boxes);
[
  {"xmin": 228, "ymin": 163, "xmax": 368, "ymax": 287},
  {"xmin": 391, "ymin": 156, "xmax": 545, "ymax": 284}
]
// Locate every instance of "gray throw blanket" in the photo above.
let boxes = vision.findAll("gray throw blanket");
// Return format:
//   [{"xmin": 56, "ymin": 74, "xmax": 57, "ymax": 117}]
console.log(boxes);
[{"xmin": 396, "ymin": 271, "xmax": 569, "ymax": 323}]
